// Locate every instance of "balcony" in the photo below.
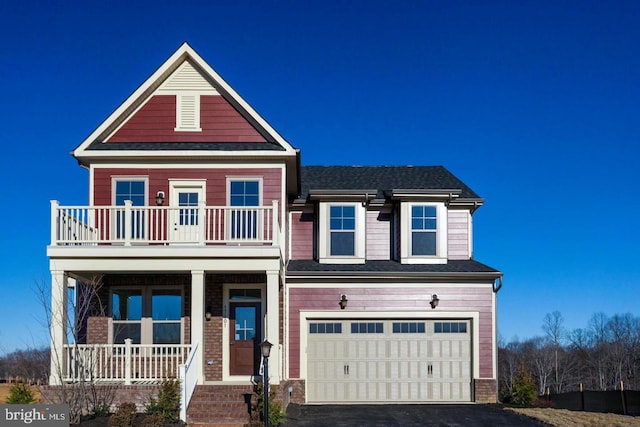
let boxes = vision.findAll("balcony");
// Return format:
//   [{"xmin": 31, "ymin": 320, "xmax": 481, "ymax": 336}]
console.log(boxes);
[{"xmin": 50, "ymin": 200, "xmax": 280, "ymax": 247}]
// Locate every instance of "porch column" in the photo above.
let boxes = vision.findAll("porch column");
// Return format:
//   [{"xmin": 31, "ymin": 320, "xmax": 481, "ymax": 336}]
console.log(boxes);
[
  {"xmin": 49, "ymin": 271, "xmax": 68, "ymax": 385},
  {"xmin": 191, "ymin": 270, "xmax": 205, "ymax": 383},
  {"xmin": 266, "ymin": 270, "xmax": 280, "ymax": 384}
]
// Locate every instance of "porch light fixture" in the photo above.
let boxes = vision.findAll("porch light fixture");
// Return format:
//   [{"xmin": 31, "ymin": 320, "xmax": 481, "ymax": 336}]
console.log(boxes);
[
  {"xmin": 205, "ymin": 306, "xmax": 212, "ymax": 321},
  {"xmin": 430, "ymin": 294, "xmax": 439, "ymax": 309},
  {"xmin": 260, "ymin": 339, "xmax": 273, "ymax": 426},
  {"xmin": 155, "ymin": 191, "xmax": 165, "ymax": 206},
  {"xmin": 339, "ymin": 294, "xmax": 348, "ymax": 310}
]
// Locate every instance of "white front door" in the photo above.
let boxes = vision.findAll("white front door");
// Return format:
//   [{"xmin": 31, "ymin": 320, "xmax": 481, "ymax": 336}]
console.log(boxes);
[{"xmin": 170, "ymin": 181, "xmax": 206, "ymax": 243}]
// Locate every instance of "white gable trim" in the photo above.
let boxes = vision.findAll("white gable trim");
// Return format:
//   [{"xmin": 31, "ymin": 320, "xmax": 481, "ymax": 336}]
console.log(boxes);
[{"xmin": 73, "ymin": 42, "xmax": 297, "ymax": 159}]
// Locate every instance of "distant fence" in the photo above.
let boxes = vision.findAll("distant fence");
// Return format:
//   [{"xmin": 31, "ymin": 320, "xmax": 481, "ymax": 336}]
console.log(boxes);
[{"xmin": 544, "ymin": 385, "xmax": 640, "ymax": 416}]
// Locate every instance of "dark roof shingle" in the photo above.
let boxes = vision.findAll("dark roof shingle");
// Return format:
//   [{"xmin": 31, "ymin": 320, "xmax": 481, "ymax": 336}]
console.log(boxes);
[{"xmin": 300, "ymin": 165, "xmax": 480, "ymax": 199}]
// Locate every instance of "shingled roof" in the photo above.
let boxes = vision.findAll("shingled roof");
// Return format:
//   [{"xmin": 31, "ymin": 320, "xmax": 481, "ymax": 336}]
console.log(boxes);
[
  {"xmin": 299, "ymin": 165, "xmax": 481, "ymax": 200},
  {"xmin": 287, "ymin": 259, "xmax": 500, "ymax": 276}
]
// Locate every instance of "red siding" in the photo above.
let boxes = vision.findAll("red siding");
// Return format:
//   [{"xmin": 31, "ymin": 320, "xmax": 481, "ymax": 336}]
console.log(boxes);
[
  {"xmin": 287, "ymin": 285, "xmax": 494, "ymax": 378},
  {"xmin": 107, "ymin": 95, "xmax": 267, "ymax": 143},
  {"xmin": 93, "ymin": 167, "xmax": 282, "ymax": 207},
  {"xmin": 290, "ymin": 209, "xmax": 314, "ymax": 260}
]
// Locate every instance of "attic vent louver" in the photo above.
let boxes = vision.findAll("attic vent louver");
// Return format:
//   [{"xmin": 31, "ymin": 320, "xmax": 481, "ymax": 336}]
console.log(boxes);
[{"xmin": 175, "ymin": 93, "xmax": 201, "ymax": 131}]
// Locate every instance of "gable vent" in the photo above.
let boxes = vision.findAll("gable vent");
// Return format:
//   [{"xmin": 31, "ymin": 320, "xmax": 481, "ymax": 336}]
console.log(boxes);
[
  {"xmin": 159, "ymin": 61, "xmax": 218, "ymax": 93},
  {"xmin": 175, "ymin": 94, "xmax": 201, "ymax": 131}
]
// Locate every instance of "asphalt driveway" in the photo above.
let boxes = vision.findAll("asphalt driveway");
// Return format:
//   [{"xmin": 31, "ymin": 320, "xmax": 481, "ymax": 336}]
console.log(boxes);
[{"xmin": 284, "ymin": 404, "xmax": 547, "ymax": 427}]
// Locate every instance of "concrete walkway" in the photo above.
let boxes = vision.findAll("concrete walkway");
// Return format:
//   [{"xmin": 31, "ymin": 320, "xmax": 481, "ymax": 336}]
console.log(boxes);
[{"xmin": 284, "ymin": 404, "xmax": 548, "ymax": 426}]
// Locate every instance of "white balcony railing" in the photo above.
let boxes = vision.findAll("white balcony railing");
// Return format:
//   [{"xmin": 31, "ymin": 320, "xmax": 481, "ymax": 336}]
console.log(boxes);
[
  {"xmin": 50, "ymin": 200, "xmax": 280, "ymax": 247},
  {"xmin": 62, "ymin": 340, "xmax": 192, "ymax": 384}
]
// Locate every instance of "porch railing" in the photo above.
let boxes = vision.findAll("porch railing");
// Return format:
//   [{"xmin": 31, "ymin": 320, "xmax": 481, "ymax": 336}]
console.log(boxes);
[
  {"xmin": 179, "ymin": 341, "xmax": 199, "ymax": 422},
  {"xmin": 50, "ymin": 200, "xmax": 280, "ymax": 247},
  {"xmin": 62, "ymin": 340, "xmax": 192, "ymax": 384}
]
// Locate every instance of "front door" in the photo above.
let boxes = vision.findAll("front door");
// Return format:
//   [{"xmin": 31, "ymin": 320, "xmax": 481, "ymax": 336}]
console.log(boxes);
[
  {"xmin": 170, "ymin": 181, "xmax": 205, "ymax": 243},
  {"xmin": 229, "ymin": 302, "xmax": 261, "ymax": 375}
]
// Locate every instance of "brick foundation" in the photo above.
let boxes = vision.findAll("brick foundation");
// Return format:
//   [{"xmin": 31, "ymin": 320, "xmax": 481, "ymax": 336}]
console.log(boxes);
[
  {"xmin": 277, "ymin": 379, "xmax": 305, "ymax": 409},
  {"xmin": 474, "ymin": 378, "xmax": 497, "ymax": 403}
]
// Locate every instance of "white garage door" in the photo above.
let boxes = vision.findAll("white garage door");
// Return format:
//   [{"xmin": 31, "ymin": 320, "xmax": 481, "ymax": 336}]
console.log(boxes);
[{"xmin": 306, "ymin": 319, "xmax": 471, "ymax": 402}]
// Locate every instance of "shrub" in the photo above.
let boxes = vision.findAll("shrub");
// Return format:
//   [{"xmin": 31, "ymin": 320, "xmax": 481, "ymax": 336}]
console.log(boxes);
[
  {"xmin": 141, "ymin": 413, "xmax": 165, "ymax": 427},
  {"xmin": 108, "ymin": 402, "xmax": 137, "ymax": 427},
  {"xmin": 5, "ymin": 382, "xmax": 37, "ymax": 404},
  {"xmin": 511, "ymin": 366, "xmax": 537, "ymax": 406},
  {"xmin": 251, "ymin": 381, "xmax": 287, "ymax": 427},
  {"xmin": 144, "ymin": 379, "xmax": 181, "ymax": 424}
]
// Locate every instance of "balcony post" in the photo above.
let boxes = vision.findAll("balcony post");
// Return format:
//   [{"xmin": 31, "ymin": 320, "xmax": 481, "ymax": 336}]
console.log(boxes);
[
  {"xmin": 124, "ymin": 200, "xmax": 132, "ymax": 246},
  {"xmin": 124, "ymin": 338, "xmax": 132, "ymax": 385},
  {"xmin": 271, "ymin": 200, "xmax": 279, "ymax": 245},
  {"xmin": 50, "ymin": 200, "xmax": 59, "ymax": 246},
  {"xmin": 198, "ymin": 202, "xmax": 206, "ymax": 245},
  {"xmin": 49, "ymin": 270, "xmax": 68, "ymax": 385}
]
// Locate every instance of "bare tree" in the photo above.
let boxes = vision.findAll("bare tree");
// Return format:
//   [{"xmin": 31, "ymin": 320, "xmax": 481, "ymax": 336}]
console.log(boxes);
[{"xmin": 542, "ymin": 311, "xmax": 565, "ymax": 393}]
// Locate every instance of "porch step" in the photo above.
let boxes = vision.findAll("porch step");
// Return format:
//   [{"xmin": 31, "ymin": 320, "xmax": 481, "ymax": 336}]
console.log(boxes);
[{"xmin": 186, "ymin": 384, "xmax": 257, "ymax": 426}]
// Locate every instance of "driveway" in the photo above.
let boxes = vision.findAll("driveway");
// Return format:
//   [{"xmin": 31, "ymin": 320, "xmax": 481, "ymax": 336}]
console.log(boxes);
[{"xmin": 284, "ymin": 404, "xmax": 547, "ymax": 426}]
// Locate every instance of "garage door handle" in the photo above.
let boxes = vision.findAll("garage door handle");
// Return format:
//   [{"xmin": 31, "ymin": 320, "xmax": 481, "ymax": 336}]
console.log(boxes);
[
  {"xmin": 428, "ymin": 364, "xmax": 433, "ymax": 375},
  {"xmin": 344, "ymin": 364, "xmax": 349, "ymax": 375}
]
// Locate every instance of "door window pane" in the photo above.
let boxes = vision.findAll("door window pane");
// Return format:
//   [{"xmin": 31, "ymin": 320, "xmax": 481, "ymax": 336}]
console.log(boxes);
[
  {"xmin": 178, "ymin": 192, "xmax": 199, "ymax": 226},
  {"xmin": 235, "ymin": 307, "xmax": 256, "ymax": 340}
]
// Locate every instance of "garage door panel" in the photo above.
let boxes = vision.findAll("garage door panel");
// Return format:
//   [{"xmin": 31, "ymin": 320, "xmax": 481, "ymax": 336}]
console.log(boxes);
[{"xmin": 307, "ymin": 319, "xmax": 471, "ymax": 403}]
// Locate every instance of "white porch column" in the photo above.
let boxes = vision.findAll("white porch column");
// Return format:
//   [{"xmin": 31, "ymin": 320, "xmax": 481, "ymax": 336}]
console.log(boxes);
[
  {"xmin": 266, "ymin": 270, "xmax": 280, "ymax": 384},
  {"xmin": 49, "ymin": 271, "xmax": 68, "ymax": 385},
  {"xmin": 191, "ymin": 270, "xmax": 205, "ymax": 384}
]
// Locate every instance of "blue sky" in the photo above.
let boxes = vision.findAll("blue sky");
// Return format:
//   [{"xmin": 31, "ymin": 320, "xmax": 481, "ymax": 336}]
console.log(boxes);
[{"xmin": 0, "ymin": 1, "xmax": 638, "ymax": 354}]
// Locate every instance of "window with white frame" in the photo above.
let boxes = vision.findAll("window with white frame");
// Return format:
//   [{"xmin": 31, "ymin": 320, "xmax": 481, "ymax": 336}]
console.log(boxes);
[
  {"xmin": 113, "ymin": 178, "xmax": 147, "ymax": 240},
  {"xmin": 111, "ymin": 288, "xmax": 182, "ymax": 344},
  {"xmin": 400, "ymin": 202, "xmax": 447, "ymax": 263},
  {"xmin": 228, "ymin": 179, "xmax": 262, "ymax": 240},
  {"xmin": 319, "ymin": 202, "xmax": 365, "ymax": 263}
]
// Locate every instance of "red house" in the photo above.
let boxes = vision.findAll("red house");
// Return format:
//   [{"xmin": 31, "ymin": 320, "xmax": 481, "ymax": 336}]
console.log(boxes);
[{"xmin": 47, "ymin": 43, "xmax": 502, "ymax": 423}]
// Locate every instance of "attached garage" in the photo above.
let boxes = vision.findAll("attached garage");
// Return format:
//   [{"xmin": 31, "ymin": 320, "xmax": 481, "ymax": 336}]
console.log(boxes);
[{"xmin": 306, "ymin": 319, "xmax": 471, "ymax": 403}]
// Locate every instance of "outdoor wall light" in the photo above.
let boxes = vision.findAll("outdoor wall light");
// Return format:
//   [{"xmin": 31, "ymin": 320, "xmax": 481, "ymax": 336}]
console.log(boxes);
[
  {"xmin": 339, "ymin": 294, "xmax": 348, "ymax": 310},
  {"xmin": 430, "ymin": 294, "xmax": 439, "ymax": 309},
  {"xmin": 205, "ymin": 306, "xmax": 212, "ymax": 321},
  {"xmin": 155, "ymin": 191, "xmax": 165, "ymax": 206}
]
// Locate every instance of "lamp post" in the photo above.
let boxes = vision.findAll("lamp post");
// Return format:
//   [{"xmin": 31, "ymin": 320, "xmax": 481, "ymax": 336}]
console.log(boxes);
[{"xmin": 259, "ymin": 339, "xmax": 273, "ymax": 426}]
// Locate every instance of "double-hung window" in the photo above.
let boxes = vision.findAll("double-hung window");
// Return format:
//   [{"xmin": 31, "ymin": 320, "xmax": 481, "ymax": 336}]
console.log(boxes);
[
  {"xmin": 400, "ymin": 202, "xmax": 447, "ymax": 264},
  {"xmin": 319, "ymin": 202, "xmax": 365, "ymax": 263},
  {"xmin": 330, "ymin": 205, "xmax": 355, "ymax": 256},
  {"xmin": 411, "ymin": 205, "xmax": 437, "ymax": 255}
]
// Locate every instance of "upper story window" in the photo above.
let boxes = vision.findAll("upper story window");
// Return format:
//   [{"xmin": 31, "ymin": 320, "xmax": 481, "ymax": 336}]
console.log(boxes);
[
  {"xmin": 330, "ymin": 205, "xmax": 355, "ymax": 256},
  {"xmin": 411, "ymin": 205, "xmax": 437, "ymax": 255},
  {"xmin": 319, "ymin": 202, "xmax": 365, "ymax": 264},
  {"xmin": 113, "ymin": 178, "xmax": 147, "ymax": 240},
  {"xmin": 227, "ymin": 178, "xmax": 262, "ymax": 240},
  {"xmin": 400, "ymin": 202, "xmax": 447, "ymax": 264}
]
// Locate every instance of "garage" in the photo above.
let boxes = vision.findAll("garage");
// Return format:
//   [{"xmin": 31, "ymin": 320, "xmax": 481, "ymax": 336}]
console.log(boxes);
[{"xmin": 306, "ymin": 319, "xmax": 471, "ymax": 403}]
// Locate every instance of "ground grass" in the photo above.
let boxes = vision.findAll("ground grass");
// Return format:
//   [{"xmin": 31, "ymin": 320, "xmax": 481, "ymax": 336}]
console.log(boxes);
[
  {"xmin": 0, "ymin": 384, "xmax": 41, "ymax": 403},
  {"xmin": 506, "ymin": 407, "xmax": 640, "ymax": 427}
]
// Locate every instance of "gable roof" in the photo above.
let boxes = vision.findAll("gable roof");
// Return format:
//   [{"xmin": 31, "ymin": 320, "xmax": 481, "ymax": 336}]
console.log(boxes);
[
  {"xmin": 73, "ymin": 42, "xmax": 298, "ymax": 164},
  {"xmin": 299, "ymin": 165, "xmax": 482, "ymax": 203}
]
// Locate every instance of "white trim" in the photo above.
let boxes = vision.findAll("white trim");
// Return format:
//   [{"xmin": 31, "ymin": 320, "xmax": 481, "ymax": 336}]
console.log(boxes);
[
  {"xmin": 111, "ymin": 176, "xmax": 149, "ymax": 206},
  {"xmin": 318, "ymin": 202, "xmax": 366, "ymax": 264},
  {"xmin": 73, "ymin": 42, "xmax": 297, "ymax": 159},
  {"xmin": 297, "ymin": 310, "xmax": 481, "ymax": 396},
  {"xmin": 287, "ymin": 282, "xmax": 493, "ymax": 289},
  {"xmin": 91, "ymin": 163, "xmax": 287, "ymax": 170},
  {"xmin": 221, "ymin": 283, "xmax": 265, "ymax": 382},
  {"xmin": 400, "ymin": 202, "xmax": 447, "ymax": 264}
]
